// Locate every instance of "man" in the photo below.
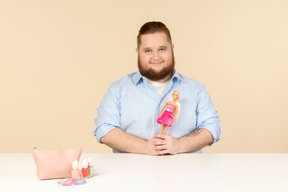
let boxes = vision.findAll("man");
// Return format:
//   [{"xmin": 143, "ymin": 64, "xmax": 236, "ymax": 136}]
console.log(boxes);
[{"xmin": 93, "ymin": 21, "xmax": 221, "ymax": 155}]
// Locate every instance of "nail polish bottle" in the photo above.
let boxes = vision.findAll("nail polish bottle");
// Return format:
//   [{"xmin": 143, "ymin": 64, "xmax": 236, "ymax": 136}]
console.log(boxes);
[
  {"xmin": 71, "ymin": 160, "xmax": 80, "ymax": 179},
  {"xmin": 88, "ymin": 158, "xmax": 94, "ymax": 178},
  {"xmin": 81, "ymin": 159, "xmax": 89, "ymax": 179}
]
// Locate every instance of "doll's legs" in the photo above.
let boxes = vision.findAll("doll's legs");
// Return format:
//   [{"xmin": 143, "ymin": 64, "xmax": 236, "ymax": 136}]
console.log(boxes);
[
  {"xmin": 164, "ymin": 125, "xmax": 169, "ymax": 134},
  {"xmin": 160, "ymin": 124, "xmax": 165, "ymax": 134}
]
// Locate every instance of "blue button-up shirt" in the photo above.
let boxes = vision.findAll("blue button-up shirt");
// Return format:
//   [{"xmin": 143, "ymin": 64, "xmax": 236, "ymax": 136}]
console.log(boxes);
[{"xmin": 93, "ymin": 70, "xmax": 221, "ymax": 149}]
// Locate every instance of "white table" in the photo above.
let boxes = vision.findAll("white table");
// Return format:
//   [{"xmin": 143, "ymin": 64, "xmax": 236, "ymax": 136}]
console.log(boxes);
[{"xmin": 0, "ymin": 153, "xmax": 287, "ymax": 192}]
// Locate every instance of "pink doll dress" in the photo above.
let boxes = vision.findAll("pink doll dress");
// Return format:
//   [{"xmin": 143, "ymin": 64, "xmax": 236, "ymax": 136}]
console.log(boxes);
[{"xmin": 157, "ymin": 103, "xmax": 176, "ymax": 126}]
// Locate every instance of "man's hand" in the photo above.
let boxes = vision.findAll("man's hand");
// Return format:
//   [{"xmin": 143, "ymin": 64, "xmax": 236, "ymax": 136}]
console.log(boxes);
[
  {"xmin": 153, "ymin": 134, "xmax": 181, "ymax": 155},
  {"xmin": 144, "ymin": 139, "xmax": 161, "ymax": 156}
]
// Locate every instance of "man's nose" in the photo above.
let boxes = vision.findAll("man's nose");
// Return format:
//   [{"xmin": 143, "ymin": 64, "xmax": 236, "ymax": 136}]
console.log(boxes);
[{"xmin": 152, "ymin": 51, "xmax": 160, "ymax": 60}]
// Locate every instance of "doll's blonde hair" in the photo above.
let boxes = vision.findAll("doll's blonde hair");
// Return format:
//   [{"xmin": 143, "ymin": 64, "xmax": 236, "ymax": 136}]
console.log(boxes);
[{"xmin": 171, "ymin": 90, "xmax": 180, "ymax": 119}]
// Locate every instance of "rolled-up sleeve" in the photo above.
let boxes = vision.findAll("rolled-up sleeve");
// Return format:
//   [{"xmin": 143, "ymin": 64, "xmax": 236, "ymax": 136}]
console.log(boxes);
[
  {"xmin": 93, "ymin": 82, "xmax": 121, "ymax": 143},
  {"xmin": 196, "ymin": 85, "xmax": 221, "ymax": 145}
]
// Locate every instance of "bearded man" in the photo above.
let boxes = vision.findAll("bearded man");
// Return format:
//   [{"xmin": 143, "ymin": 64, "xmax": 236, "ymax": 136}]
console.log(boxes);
[{"xmin": 93, "ymin": 21, "xmax": 221, "ymax": 155}]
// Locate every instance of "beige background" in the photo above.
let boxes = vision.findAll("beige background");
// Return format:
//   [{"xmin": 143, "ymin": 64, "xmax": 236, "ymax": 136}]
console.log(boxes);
[{"xmin": 1, "ymin": 0, "xmax": 287, "ymax": 153}]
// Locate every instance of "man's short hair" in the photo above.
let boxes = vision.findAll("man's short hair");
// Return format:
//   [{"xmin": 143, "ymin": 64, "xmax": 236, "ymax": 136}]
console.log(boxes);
[{"xmin": 137, "ymin": 21, "xmax": 172, "ymax": 48}]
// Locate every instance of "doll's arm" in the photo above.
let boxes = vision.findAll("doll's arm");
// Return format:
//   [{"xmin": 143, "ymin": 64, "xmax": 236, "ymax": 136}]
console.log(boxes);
[
  {"xmin": 173, "ymin": 106, "xmax": 179, "ymax": 123},
  {"xmin": 157, "ymin": 102, "xmax": 168, "ymax": 116}
]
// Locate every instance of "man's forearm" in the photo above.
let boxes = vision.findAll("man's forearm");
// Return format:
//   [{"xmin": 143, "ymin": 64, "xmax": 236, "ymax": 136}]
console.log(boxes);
[
  {"xmin": 178, "ymin": 128, "xmax": 214, "ymax": 153},
  {"xmin": 100, "ymin": 128, "xmax": 214, "ymax": 155},
  {"xmin": 100, "ymin": 129, "xmax": 148, "ymax": 154}
]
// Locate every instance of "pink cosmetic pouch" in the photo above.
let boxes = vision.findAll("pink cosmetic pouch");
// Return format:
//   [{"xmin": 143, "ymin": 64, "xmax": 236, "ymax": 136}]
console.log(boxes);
[{"xmin": 32, "ymin": 146, "xmax": 82, "ymax": 180}]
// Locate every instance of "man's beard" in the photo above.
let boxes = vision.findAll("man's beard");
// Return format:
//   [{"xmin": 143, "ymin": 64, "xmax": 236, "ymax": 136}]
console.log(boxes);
[{"xmin": 138, "ymin": 53, "xmax": 175, "ymax": 81}]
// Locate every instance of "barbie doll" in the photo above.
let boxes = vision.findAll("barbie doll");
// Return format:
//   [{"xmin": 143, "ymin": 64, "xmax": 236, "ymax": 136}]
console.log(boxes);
[{"xmin": 157, "ymin": 90, "xmax": 180, "ymax": 134}]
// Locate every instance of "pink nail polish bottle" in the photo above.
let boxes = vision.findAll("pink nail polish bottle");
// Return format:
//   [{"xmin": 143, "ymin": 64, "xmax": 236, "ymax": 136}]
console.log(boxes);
[
  {"xmin": 81, "ymin": 160, "xmax": 89, "ymax": 179},
  {"xmin": 88, "ymin": 158, "xmax": 94, "ymax": 178},
  {"xmin": 71, "ymin": 160, "xmax": 80, "ymax": 179}
]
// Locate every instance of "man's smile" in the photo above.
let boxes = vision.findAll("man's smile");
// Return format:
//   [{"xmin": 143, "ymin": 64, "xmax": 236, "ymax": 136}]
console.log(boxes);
[{"xmin": 150, "ymin": 61, "xmax": 164, "ymax": 65}]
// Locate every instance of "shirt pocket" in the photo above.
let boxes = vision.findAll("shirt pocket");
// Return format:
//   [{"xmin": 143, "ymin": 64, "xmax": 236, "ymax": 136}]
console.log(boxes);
[
  {"xmin": 120, "ymin": 97, "xmax": 155, "ymax": 140},
  {"xmin": 172, "ymin": 102, "xmax": 197, "ymax": 137},
  {"xmin": 120, "ymin": 98, "xmax": 139, "ymax": 132}
]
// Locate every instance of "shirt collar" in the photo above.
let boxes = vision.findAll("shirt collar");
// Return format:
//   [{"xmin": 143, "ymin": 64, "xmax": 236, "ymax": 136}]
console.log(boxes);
[
  {"xmin": 132, "ymin": 71, "xmax": 143, "ymax": 85},
  {"xmin": 172, "ymin": 70, "xmax": 182, "ymax": 82},
  {"xmin": 132, "ymin": 69, "xmax": 182, "ymax": 85}
]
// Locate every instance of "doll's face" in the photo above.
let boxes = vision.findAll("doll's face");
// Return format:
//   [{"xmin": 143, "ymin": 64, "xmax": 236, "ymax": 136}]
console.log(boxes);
[
  {"xmin": 136, "ymin": 32, "xmax": 175, "ymax": 82},
  {"xmin": 172, "ymin": 91, "xmax": 180, "ymax": 101}
]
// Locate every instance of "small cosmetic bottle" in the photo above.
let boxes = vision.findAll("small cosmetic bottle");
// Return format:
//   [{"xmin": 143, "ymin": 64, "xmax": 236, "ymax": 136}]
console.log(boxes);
[
  {"xmin": 81, "ymin": 160, "xmax": 89, "ymax": 179},
  {"xmin": 71, "ymin": 160, "xmax": 80, "ymax": 179},
  {"xmin": 88, "ymin": 158, "xmax": 94, "ymax": 178}
]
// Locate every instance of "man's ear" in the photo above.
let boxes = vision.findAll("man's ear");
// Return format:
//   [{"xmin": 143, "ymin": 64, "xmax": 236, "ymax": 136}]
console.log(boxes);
[
  {"xmin": 136, "ymin": 48, "xmax": 138, "ymax": 53},
  {"xmin": 172, "ymin": 44, "xmax": 174, "ymax": 49}
]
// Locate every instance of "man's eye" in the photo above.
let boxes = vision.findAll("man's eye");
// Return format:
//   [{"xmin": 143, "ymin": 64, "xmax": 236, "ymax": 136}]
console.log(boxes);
[
  {"xmin": 160, "ymin": 48, "xmax": 166, "ymax": 51},
  {"xmin": 145, "ymin": 50, "xmax": 151, "ymax": 53}
]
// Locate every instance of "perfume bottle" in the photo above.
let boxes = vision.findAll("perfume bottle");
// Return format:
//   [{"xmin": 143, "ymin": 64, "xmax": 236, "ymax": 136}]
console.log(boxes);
[
  {"xmin": 88, "ymin": 158, "xmax": 94, "ymax": 177},
  {"xmin": 71, "ymin": 160, "xmax": 80, "ymax": 179},
  {"xmin": 81, "ymin": 159, "xmax": 89, "ymax": 179}
]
